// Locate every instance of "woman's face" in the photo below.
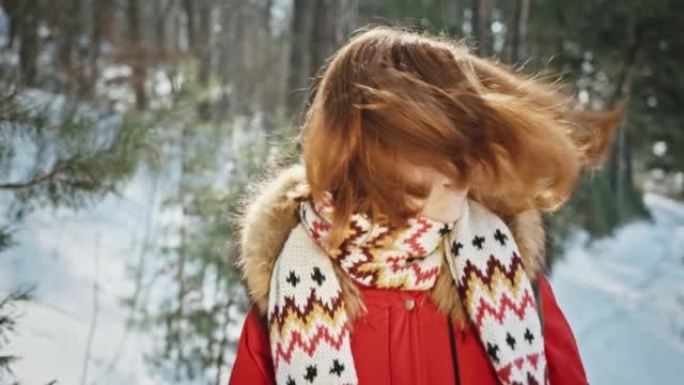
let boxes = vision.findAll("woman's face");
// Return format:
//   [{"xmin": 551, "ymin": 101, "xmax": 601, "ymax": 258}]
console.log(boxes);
[{"xmin": 405, "ymin": 165, "xmax": 469, "ymax": 223}]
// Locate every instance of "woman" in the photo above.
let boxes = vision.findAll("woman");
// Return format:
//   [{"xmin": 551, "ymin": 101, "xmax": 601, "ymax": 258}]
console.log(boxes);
[{"xmin": 228, "ymin": 25, "xmax": 622, "ymax": 385}]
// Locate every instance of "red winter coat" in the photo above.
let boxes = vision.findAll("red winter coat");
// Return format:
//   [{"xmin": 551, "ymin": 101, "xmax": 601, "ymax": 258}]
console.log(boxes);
[
  {"xmin": 228, "ymin": 164, "xmax": 589, "ymax": 385},
  {"xmin": 229, "ymin": 271, "xmax": 587, "ymax": 385}
]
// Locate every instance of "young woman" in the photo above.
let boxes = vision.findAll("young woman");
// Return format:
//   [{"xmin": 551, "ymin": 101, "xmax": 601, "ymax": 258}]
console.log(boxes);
[{"xmin": 228, "ymin": 25, "xmax": 622, "ymax": 385}]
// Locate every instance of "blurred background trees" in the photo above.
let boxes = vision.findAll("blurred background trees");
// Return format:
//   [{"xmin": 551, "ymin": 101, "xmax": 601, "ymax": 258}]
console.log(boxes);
[{"xmin": 0, "ymin": 0, "xmax": 681, "ymax": 383}]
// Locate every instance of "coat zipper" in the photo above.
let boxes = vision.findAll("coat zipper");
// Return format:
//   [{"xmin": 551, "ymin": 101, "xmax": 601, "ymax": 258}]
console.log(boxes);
[{"xmin": 447, "ymin": 316, "xmax": 462, "ymax": 385}]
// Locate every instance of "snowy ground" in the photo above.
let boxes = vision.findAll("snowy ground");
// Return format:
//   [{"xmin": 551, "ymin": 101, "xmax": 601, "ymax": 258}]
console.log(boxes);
[
  {"xmin": 1, "ymin": 181, "xmax": 683, "ymax": 384},
  {"xmin": 550, "ymin": 192, "xmax": 684, "ymax": 385},
  {"xmin": 0, "ymin": 172, "xmax": 164, "ymax": 385}
]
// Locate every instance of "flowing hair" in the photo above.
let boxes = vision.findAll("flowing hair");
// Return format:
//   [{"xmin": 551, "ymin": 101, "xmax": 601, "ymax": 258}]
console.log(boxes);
[{"xmin": 299, "ymin": 25, "xmax": 624, "ymax": 250}]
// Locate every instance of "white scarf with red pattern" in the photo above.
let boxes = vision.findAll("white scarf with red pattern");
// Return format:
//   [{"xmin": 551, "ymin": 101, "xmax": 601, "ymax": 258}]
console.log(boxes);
[{"xmin": 267, "ymin": 195, "xmax": 547, "ymax": 385}]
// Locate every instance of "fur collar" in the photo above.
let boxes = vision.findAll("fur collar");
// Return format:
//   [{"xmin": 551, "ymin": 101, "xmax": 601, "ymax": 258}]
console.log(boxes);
[{"xmin": 232, "ymin": 163, "xmax": 547, "ymax": 324}]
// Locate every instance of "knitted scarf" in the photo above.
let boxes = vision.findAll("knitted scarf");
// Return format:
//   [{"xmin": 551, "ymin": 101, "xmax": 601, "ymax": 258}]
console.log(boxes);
[{"xmin": 267, "ymin": 195, "xmax": 547, "ymax": 385}]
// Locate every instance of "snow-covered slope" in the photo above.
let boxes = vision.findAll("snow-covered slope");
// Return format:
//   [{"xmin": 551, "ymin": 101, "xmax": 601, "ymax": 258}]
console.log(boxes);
[{"xmin": 550, "ymin": 193, "xmax": 684, "ymax": 384}]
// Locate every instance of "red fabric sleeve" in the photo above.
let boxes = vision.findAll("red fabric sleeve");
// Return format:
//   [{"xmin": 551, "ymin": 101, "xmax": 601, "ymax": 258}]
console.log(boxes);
[
  {"xmin": 536, "ymin": 272, "xmax": 589, "ymax": 385},
  {"xmin": 228, "ymin": 304, "xmax": 275, "ymax": 385}
]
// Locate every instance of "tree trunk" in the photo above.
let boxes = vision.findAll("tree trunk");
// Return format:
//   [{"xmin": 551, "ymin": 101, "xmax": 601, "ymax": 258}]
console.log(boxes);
[
  {"xmin": 511, "ymin": 0, "xmax": 530, "ymax": 63},
  {"xmin": 88, "ymin": 0, "xmax": 113, "ymax": 97},
  {"xmin": 262, "ymin": 0, "xmax": 273, "ymax": 34},
  {"xmin": 173, "ymin": 4, "xmax": 184, "ymax": 53},
  {"xmin": 444, "ymin": 0, "xmax": 461, "ymax": 33},
  {"xmin": 183, "ymin": 0, "xmax": 196, "ymax": 54},
  {"xmin": 287, "ymin": 0, "xmax": 358, "ymax": 119},
  {"xmin": 197, "ymin": 0, "xmax": 212, "ymax": 87},
  {"xmin": 57, "ymin": 0, "xmax": 82, "ymax": 92},
  {"xmin": 608, "ymin": 21, "xmax": 646, "ymax": 222},
  {"xmin": 127, "ymin": 0, "xmax": 147, "ymax": 109},
  {"xmin": 2, "ymin": 0, "xmax": 22, "ymax": 49},
  {"xmin": 172, "ymin": 122, "xmax": 192, "ymax": 379},
  {"xmin": 286, "ymin": 0, "xmax": 315, "ymax": 117},
  {"xmin": 154, "ymin": 0, "xmax": 176, "ymax": 56},
  {"xmin": 310, "ymin": 0, "xmax": 358, "ymax": 74},
  {"xmin": 16, "ymin": 0, "xmax": 40, "ymax": 86},
  {"xmin": 472, "ymin": 0, "xmax": 493, "ymax": 56}
]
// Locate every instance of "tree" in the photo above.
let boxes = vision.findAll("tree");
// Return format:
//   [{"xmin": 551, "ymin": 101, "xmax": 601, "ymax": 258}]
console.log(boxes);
[
  {"xmin": 473, "ymin": 0, "xmax": 494, "ymax": 56},
  {"xmin": 55, "ymin": 0, "xmax": 83, "ymax": 92},
  {"xmin": 123, "ymin": 75, "xmax": 294, "ymax": 384},
  {"xmin": 0, "ymin": 82, "xmax": 150, "ymax": 251},
  {"xmin": 127, "ymin": 0, "xmax": 147, "ymax": 110},
  {"xmin": 88, "ymin": 0, "xmax": 115, "ymax": 96},
  {"xmin": 3, "ymin": 0, "xmax": 40, "ymax": 86},
  {"xmin": 286, "ymin": 0, "xmax": 316, "ymax": 117},
  {"xmin": 287, "ymin": 0, "xmax": 359, "ymax": 120},
  {"xmin": 511, "ymin": 0, "xmax": 530, "ymax": 63}
]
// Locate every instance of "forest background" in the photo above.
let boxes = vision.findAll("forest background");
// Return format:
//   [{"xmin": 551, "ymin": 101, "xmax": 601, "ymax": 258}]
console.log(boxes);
[{"xmin": 0, "ymin": 0, "xmax": 682, "ymax": 384}]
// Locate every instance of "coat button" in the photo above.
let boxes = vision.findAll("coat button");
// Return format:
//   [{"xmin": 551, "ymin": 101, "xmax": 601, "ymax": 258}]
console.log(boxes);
[{"xmin": 404, "ymin": 298, "xmax": 416, "ymax": 310}]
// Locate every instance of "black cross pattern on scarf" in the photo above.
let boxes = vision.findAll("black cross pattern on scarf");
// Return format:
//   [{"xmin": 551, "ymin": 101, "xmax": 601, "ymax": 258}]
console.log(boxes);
[
  {"xmin": 486, "ymin": 342, "xmax": 500, "ymax": 363},
  {"xmin": 527, "ymin": 371, "xmax": 540, "ymax": 385},
  {"xmin": 494, "ymin": 228, "xmax": 508, "ymax": 246},
  {"xmin": 450, "ymin": 240, "xmax": 464, "ymax": 257},
  {"xmin": 287, "ymin": 375, "xmax": 296, "ymax": 385},
  {"xmin": 439, "ymin": 223, "xmax": 451, "ymax": 236},
  {"xmin": 472, "ymin": 235, "xmax": 485, "ymax": 249},
  {"xmin": 330, "ymin": 359, "xmax": 345, "ymax": 376},
  {"xmin": 506, "ymin": 332, "xmax": 516, "ymax": 350},
  {"xmin": 304, "ymin": 364, "xmax": 317, "ymax": 383},
  {"xmin": 286, "ymin": 270, "xmax": 300, "ymax": 287},
  {"xmin": 311, "ymin": 267, "xmax": 326, "ymax": 286},
  {"xmin": 524, "ymin": 328, "xmax": 535, "ymax": 344}
]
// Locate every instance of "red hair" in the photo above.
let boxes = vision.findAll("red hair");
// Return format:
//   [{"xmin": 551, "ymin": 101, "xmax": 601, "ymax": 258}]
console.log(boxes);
[{"xmin": 299, "ymin": 25, "xmax": 623, "ymax": 249}]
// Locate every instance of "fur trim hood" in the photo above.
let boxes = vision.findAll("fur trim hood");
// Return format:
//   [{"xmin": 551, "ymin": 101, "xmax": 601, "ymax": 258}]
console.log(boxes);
[{"xmin": 233, "ymin": 163, "xmax": 548, "ymax": 323}]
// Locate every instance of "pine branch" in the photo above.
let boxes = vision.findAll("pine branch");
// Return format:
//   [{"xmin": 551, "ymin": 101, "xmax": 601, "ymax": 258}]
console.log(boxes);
[
  {"xmin": 0, "ymin": 160, "xmax": 67, "ymax": 190},
  {"xmin": 0, "ymin": 286, "xmax": 34, "ymax": 378}
]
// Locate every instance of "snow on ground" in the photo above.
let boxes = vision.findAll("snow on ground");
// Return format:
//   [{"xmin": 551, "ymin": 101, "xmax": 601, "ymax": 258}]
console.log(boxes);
[
  {"xmin": 0, "ymin": 171, "xmax": 168, "ymax": 385},
  {"xmin": 550, "ymin": 192, "xmax": 684, "ymax": 385}
]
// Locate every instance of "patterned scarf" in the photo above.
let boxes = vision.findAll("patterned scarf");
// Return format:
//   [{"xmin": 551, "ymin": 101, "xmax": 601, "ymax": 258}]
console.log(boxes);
[
  {"xmin": 300, "ymin": 193, "xmax": 449, "ymax": 290},
  {"xmin": 267, "ymin": 195, "xmax": 547, "ymax": 385}
]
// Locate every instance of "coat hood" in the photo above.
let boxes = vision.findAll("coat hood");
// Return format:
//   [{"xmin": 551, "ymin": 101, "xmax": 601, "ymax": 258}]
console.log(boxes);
[{"xmin": 232, "ymin": 163, "xmax": 548, "ymax": 323}]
